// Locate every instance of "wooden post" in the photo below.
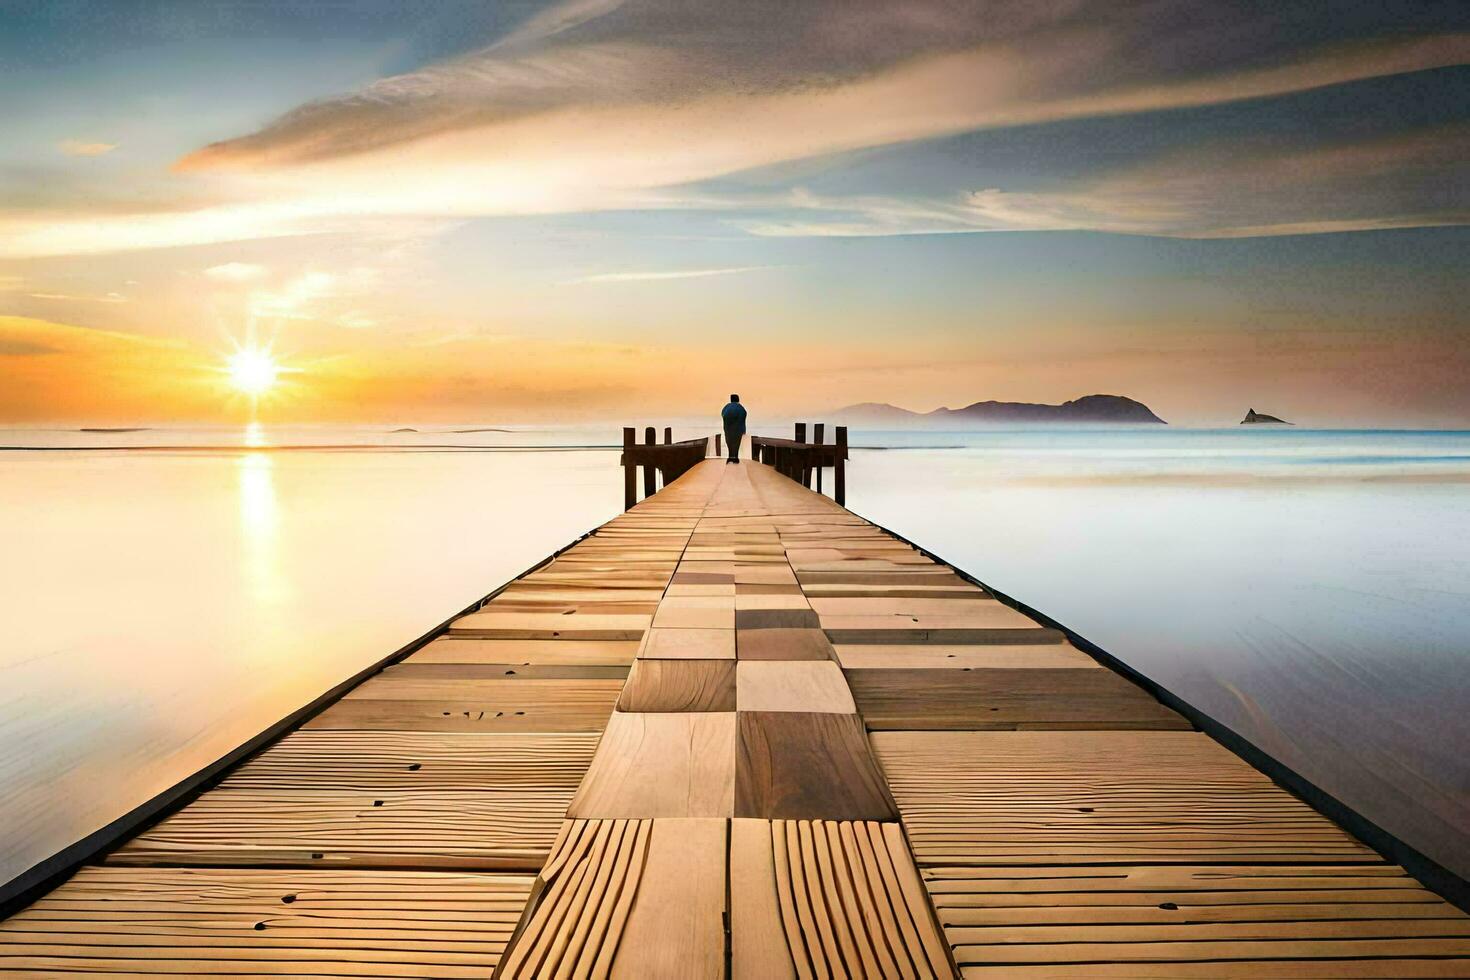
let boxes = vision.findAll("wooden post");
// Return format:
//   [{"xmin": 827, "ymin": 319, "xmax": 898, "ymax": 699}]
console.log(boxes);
[
  {"xmin": 814, "ymin": 423, "xmax": 825, "ymax": 493},
  {"xmin": 793, "ymin": 422, "xmax": 808, "ymax": 487},
  {"xmin": 622, "ymin": 427, "xmax": 637, "ymax": 510},
  {"xmin": 835, "ymin": 425, "xmax": 847, "ymax": 507},
  {"xmin": 663, "ymin": 426, "xmax": 672, "ymax": 444},
  {"xmin": 643, "ymin": 426, "xmax": 657, "ymax": 496},
  {"xmin": 715, "ymin": 433, "xmax": 722, "ymax": 457}
]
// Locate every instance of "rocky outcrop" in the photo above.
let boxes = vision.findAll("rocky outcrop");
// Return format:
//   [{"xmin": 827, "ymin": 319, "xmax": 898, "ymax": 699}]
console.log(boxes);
[
  {"xmin": 834, "ymin": 394, "xmax": 1166, "ymax": 426},
  {"xmin": 1241, "ymin": 408, "xmax": 1292, "ymax": 425}
]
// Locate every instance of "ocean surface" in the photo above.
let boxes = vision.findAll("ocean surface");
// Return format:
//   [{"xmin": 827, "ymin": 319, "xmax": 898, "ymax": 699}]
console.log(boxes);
[{"xmin": 2, "ymin": 425, "xmax": 1468, "ymax": 890}]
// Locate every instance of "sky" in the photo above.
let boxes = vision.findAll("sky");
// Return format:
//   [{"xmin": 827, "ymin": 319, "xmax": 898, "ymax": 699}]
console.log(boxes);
[{"xmin": 1, "ymin": 0, "xmax": 1467, "ymax": 426}]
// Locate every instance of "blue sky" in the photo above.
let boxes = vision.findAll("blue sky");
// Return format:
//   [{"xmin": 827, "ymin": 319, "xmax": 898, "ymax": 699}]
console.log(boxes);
[{"xmin": 1, "ymin": 0, "xmax": 1467, "ymax": 423}]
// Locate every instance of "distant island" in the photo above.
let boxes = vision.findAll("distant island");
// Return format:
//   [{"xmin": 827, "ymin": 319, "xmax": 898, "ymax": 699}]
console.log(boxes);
[
  {"xmin": 1241, "ymin": 408, "xmax": 1292, "ymax": 425},
  {"xmin": 833, "ymin": 394, "xmax": 1166, "ymax": 426}
]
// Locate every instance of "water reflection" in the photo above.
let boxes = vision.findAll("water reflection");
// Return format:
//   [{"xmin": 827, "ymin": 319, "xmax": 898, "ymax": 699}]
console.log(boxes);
[
  {"xmin": 0, "ymin": 444, "xmax": 621, "ymax": 889},
  {"xmin": 238, "ymin": 451, "xmax": 280, "ymax": 605}
]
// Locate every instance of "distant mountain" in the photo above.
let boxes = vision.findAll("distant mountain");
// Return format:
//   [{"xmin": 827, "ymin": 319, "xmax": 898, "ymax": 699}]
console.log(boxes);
[
  {"xmin": 1241, "ymin": 408, "xmax": 1292, "ymax": 425},
  {"xmin": 832, "ymin": 394, "xmax": 1166, "ymax": 426}
]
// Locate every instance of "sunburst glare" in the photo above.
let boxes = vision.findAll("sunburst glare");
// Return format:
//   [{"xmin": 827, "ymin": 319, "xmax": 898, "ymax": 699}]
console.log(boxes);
[{"xmin": 226, "ymin": 347, "xmax": 280, "ymax": 396}]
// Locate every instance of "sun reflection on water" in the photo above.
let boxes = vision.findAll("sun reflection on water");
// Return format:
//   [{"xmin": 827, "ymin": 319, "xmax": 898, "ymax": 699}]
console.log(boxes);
[{"xmin": 237, "ymin": 427, "xmax": 281, "ymax": 604}]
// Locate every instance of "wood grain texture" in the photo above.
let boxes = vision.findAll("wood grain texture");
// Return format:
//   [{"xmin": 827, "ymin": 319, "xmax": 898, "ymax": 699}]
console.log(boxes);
[
  {"xmin": 809, "ymin": 598, "xmax": 1013, "ymax": 617},
  {"xmin": 826, "ymin": 626, "xmax": 1065, "ymax": 646},
  {"xmin": 569, "ymin": 712, "xmax": 737, "ymax": 818},
  {"xmin": 640, "ymin": 627, "xmax": 736, "ymax": 660},
  {"xmin": 345, "ymin": 676, "xmax": 625, "ymax": 702},
  {"xmin": 737, "ymin": 628, "xmax": 836, "ymax": 661},
  {"xmin": 736, "ymin": 712, "xmax": 897, "ymax": 821},
  {"xmin": 449, "ymin": 611, "xmax": 650, "ymax": 640},
  {"xmin": 872, "ymin": 731, "xmax": 1378, "ymax": 867},
  {"xmin": 383, "ymin": 662, "xmax": 629, "ymax": 679},
  {"xmin": 109, "ymin": 789, "xmax": 568, "ymax": 870},
  {"xmin": 406, "ymin": 637, "xmax": 638, "ymax": 665},
  {"xmin": 845, "ymin": 667, "xmax": 1189, "ymax": 730},
  {"xmin": 306, "ymin": 696, "xmax": 615, "ymax": 733},
  {"xmin": 617, "ymin": 659, "xmax": 737, "ymax": 712},
  {"xmin": 0, "ymin": 866, "xmax": 534, "ymax": 977},
  {"xmin": 730, "ymin": 819, "xmax": 798, "ymax": 980},
  {"xmin": 834, "ymin": 643, "xmax": 1094, "ymax": 670},
  {"xmin": 737, "ymin": 661, "xmax": 856, "ymax": 713},
  {"xmin": 745, "ymin": 820, "xmax": 958, "ymax": 979},
  {"xmin": 223, "ymin": 731, "xmax": 598, "ymax": 792},
  {"xmin": 610, "ymin": 819, "xmax": 727, "ymax": 979},
  {"xmin": 926, "ymin": 865, "xmax": 1470, "ymax": 973},
  {"xmin": 738, "ymin": 608, "xmax": 823, "ymax": 630},
  {"xmin": 652, "ymin": 598, "xmax": 735, "ymax": 630},
  {"xmin": 495, "ymin": 819, "xmax": 651, "ymax": 979}
]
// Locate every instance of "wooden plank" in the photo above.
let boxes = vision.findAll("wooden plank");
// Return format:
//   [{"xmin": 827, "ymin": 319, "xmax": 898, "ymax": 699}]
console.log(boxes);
[
  {"xmin": 828, "ymin": 627, "xmax": 1065, "ymax": 646},
  {"xmin": 448, "ymin": 611, "xmax": 650, "ymax": 640},
  {"xmin": 345, "ymin": 677, "xmax": 624, "ymax": 702},
  {"xmin": 653, "ymin": 597, "xmax": 735, "ymax": 630},
  {"xmin": 305, "ymin": 698, "xmax": 613, "ymax": 733},
  {"xmin": 618, "ymin": 659, "xmax": 737, "ymax": 712},
  {"xmin": 757, "ymin": 821, "xmax": 957, "ymax": 979},
  {"xmin": 737, "ymin": 628, "xmax": 836, "ymax": 661},
  {"xmin": 834, "ymin": 644, "xmax": 1095, "ymax": 670},
  {"xmin": 738, "ymin": 608, "xmax": 822, "ymax": 630},
  {"xmin": 822, "ymin": 610, "xmax": 1042, "ymax": 629},
  {"xmin": 735, "ymin": 566, "xmax": 799, "ymax": 585},
  {"xmin": 872, "ymin": 731, "xmax": 1378, "ymax": 867},
  {"xmin": 221, "ymin": 731, "xmax": 598, "ymax": 792},
  {"xmin": 109, "ymin": 790, "xmax": 566, "ymax": 870},
  {"xmin": 610, "ymin": 819, "xmax": 727, "ymax": 979},
  {"xmin": 640, "ymin": 627, "xmax": 737, "ymax": 660},
  {"xmin": 496, "ymin": 819, "xmax": 649, "ymax": 979},
  {"xmin": 382, "ymin": 662, "xmax": 629, "ymax": 679},
  {"xmin": 736, "ymin": 594, "xmax": 813, "ymax": 610},
  {"xmin": 569, "ymin": 712, "xmax": 737, "ymax": 818},
  {"xmin": 810, "ymin": 598, "xmax": 1012, "ymax": 617},
  {"xmin": 737, "ymin": 661, "xmax": 856, "ymax": 713},
  {"xmin": 406, "ymin": 638, "xmax": 638, "ymax": 665},
  {"xmin": 845, "ymin": 668, "xmax": 1189, "ymax": 730},
  {"xmin": 730, "ymin": 819, "xmax": 798, "ymax": 980},
  {"xmin": 736, "ymin": 713, "xmax": 897, "ymax": 820},
  {"xmin": 0, "ymin": 866, "xmax": 533, "ymax": 977}
]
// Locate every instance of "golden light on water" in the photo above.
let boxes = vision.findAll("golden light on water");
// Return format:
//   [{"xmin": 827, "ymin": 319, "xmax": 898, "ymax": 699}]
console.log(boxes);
[{"xmin": 226, "ymin": 347, "xmax": 280, "ymax": 396}]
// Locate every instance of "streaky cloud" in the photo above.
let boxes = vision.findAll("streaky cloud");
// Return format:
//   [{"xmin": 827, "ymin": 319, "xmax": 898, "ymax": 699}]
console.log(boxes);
[
  {"xmin": 5, "ymin": 2, "xmax": 1468, "ymax": 256},
  {"xmin": 571, "ymin": 266, "xmax": 770, "ymax": 283}
]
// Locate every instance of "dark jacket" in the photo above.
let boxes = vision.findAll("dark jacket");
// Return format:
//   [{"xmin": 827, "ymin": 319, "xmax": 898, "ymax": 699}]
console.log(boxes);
[{"xmin": 721, "ymin": 402, "xmax": 747, "ymax": 434}]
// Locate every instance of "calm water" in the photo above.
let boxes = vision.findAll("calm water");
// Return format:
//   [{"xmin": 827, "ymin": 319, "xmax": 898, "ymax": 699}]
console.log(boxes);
[
  {"xmin": 846, "ymin": 428, "xmax": 1470, "ymax": 881},
  {"xmin": 2, "ymin": 426, "xmax": 1468, "ymax": 889}
]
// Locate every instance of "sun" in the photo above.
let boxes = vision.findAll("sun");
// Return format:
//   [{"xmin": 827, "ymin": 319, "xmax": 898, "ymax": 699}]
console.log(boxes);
[{"xmin": 226, "ymin": 347, "xmax": 280, "ymax": 396}]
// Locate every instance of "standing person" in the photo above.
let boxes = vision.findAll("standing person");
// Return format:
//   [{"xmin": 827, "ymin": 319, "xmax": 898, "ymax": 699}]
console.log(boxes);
[{"xmin": 721, "ymin": 394, "xmax": 747, "ymax": 463}]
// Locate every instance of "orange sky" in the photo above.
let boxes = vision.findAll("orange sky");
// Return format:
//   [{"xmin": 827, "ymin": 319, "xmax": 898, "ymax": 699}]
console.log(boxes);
[{"xmin": 2, "ymin": 2, "xmax": 1467, "ymax": 427}]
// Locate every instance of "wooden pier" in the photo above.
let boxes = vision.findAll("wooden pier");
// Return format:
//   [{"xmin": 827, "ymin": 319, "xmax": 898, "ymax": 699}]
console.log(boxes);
[{"xmin": 3, "ymin": 436, "xmax": 1470, "ymax": 977}]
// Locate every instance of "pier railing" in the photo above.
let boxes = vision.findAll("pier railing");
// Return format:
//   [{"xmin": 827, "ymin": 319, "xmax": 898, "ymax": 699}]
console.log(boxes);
[
  {"xmin": 751, "ymin": 422, "xmax": 849, "ymax": 505},
  {"xmin": 620, "ymin": 426, "xmax": 709, "ymax": 509}
]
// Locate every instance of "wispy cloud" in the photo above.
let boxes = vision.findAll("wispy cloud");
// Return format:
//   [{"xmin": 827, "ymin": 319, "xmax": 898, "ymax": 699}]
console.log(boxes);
[
  {"xmin": 739, "ymin": 124, "xmax": 1470, "ymax": 239},
  {"xmin": 57, "ymin": 139, "xmax": 117, "ymax": 157},
  {"xmin": 26, "ymin": 291, "xmax": 128, "ymax": 304},
  {"xmin": 203, "ymin": 262, "xmax": 269, "ymax": 282},
  {"xmin": 570, "ymin": 265, "xmax": 771, "ymax": 283},
  {"xmin": 3, "ymin": 2, "xmax": 1466, "ymax": 256}
]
